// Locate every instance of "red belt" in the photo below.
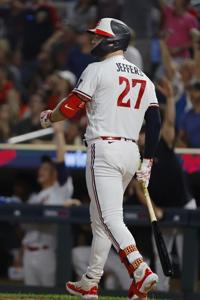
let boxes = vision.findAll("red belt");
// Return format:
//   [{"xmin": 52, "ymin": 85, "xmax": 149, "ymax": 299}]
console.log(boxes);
[
  {"xmin": 26, "ymin": 245, "xmax": 49, "ymax": 251},
  {"xmin": 100, "ymin": 136, "xmax": 136, "ymax": 142}
]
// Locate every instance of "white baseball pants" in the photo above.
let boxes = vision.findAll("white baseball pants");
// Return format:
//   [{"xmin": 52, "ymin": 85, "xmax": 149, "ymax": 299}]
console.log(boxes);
[
  {"xmin": 85, "ymin": 140, "xmax": 141, "ymax": 281},
  {"xmin": 23, "ymin": 248, "xmax": 56, "ymax": 286}
]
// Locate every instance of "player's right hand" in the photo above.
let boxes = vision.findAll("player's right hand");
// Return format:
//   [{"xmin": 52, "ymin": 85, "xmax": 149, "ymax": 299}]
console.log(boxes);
[
  {"xmin": 40, "ymin": 110, "xmax": 52, "ymax": 128},
  {"xmin": 136, "ymin": 159, "xmax": 153, "ymax": 187}
]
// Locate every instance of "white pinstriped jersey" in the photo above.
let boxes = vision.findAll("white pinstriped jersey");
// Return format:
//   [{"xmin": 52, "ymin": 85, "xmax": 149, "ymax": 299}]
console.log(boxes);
[{"xmin": 73, "ymin": 55, "xmax": 159, "ymax": 141}]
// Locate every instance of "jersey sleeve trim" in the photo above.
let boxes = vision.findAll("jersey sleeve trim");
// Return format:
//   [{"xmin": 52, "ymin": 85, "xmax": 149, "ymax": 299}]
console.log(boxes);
[
  {"xmin": 73, "ymin": 89, "xmax": 92, "ymax": 102},
  {"xmin": 149, "ymin": 102, "xmax": 159, "ymax": 107}
]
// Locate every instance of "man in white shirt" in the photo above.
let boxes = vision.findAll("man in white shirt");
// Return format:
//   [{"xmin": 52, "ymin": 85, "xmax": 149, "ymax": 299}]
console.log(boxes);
[
  {"xmin": 40, "ymin": 18, "xmax": 161, "ymax": 300},
  {"xmin": 22, "ymin": 122, "xmax": 77, "ymax": 287}
]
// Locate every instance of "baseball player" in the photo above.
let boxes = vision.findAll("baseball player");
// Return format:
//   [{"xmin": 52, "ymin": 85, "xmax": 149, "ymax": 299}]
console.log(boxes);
[
  {"xmin": 40, "ymin": 18, "xmax": 161, "ymax": 300},
  {"xmin": 22, "ymin": 122, "xmax": 75, "ymax": 287}
]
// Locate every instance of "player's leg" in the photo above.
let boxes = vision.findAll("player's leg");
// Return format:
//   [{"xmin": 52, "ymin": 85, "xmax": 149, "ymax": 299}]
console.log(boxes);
[
  {"xmin": 66, "ymin": 219, "xmax": 111, "ymax": 298},
  {"xmin": 104, "ymin": 248, "xmax": 132, "ymax": 289},
  {"xmin": 92, "ymin": 168, "xmax": 157, "ymax": 299},
  {"xmin": 66, "ymin": 153, "xmax": 112, "ymax": 298},
  {"xmin": 88, "ymin": 141, "xmax": 158, "ymax": 299},
  {"xmin": 86, "ymin": 200, "xmax": 113, "ymax": 279}
]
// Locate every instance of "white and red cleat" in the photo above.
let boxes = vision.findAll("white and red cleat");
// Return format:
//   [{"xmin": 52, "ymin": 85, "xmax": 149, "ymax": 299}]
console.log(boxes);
[
  {"xmin": 130, "ymin": 296, "xmax": 147, "ymax": 300},
  {"xmin": 66, "ymin": 274, "xmax": 98, "ymax": 299},
  {"xmin": 128, "ymin": 263, "xmax": 158, "ymax": 300}
]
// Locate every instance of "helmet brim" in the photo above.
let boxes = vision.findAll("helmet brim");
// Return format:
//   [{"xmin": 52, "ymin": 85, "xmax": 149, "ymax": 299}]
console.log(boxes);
[{"xmin": 87, "ymin": 28, "xmax": 114, "ymax": 37}]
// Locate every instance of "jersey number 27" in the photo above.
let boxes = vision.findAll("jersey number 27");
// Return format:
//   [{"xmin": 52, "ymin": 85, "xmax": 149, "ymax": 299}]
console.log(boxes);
[{"xmin": 117, "ymin": 76, "xmax": 146, "ymax": 109}]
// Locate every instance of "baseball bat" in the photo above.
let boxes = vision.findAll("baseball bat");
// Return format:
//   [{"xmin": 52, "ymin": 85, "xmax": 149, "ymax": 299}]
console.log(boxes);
[
  {"xmin": 142, "ymin": 183, "xmax": 173, "ymax": 277},
  {"xmin": 8, "ymin": 128, "xmax": 54, "ymax": 144}
]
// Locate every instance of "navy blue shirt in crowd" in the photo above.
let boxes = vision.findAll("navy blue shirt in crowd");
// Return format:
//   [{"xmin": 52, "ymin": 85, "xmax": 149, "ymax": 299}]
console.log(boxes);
[{"xmin": 180, "ymin": 109, "xmax": 200, "ymax": 148}]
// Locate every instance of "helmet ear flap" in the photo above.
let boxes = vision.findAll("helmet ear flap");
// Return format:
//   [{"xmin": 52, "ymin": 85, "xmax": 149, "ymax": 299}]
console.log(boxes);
[
  {"xmin": 91, "ymin": 38, "xmax": 112, "ymax": 58},
  {"xmin": 91, "ymin": 36, "xmax": 129, "ymax": 58}
]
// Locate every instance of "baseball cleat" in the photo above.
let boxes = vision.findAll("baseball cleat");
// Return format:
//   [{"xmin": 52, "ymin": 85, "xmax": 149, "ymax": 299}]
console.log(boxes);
[
  {"xmin": 128, "ymin": 263, "xmax": 158, "ymax": 300},
  {"xmin": 131, "ymin": 296, "xmax": 147, "ymax": 300},
  {"xmin": 66, "ymin": 274, "xmax": 98, "ymax": 299}
]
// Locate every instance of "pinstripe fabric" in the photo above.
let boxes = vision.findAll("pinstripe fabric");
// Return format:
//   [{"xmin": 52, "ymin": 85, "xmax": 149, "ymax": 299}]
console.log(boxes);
[{"xmin": 90, "ymin": 143, "xmax": 120, "ymax": 251}]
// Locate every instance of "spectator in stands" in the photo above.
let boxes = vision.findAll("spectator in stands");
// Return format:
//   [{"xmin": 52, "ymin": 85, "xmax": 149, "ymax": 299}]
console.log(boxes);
[
  {"xmin": 159, "ymin": 0, "xmax": 199, "ymax": 60},
  {"xmin": 0, "ymin": 39, "xmax": 22, "ymax": 89},
  {"xmin": 42, "ymin": 23, "xmax": 78, "ymax": 70},
  {"xmin": 28, "ymin": 49, "xmax": 56, "ymax": 94},
  {"xmin": 0, "ymin": 0, "xmax": 25, "ymax": 51},
  {"xmin": 177, "ymin": 81, "xmax": 200, "ymax": 148},
  {"xmin": 124, "ymin": 28, "xmax": 143, "ymax": 70},
  {"xmin": 176, "ymin": 80, "xmax": 200, "ymax": 204},
  {"xmin": 97, "ymin": 0, "xmax": 123, "ymax": 19},
  {"xmin": 66, "ymin": 0, "xmax": 97, "ymax": 32},
  {"xmin": 45, "ymin": 70, "xmax": 76, "ymax": 110},
  {"xmin": 20, "ymin": 1, "xmax": 59, "ymax": 91},
  {"xmin": 157, "ymin": 37, "xmax": 200, "ymax": 128},
  {"xmin": 0, "ymin": 103, "xmax": 12, "ymax": 143},
  {"xmin": 21, "ymin": 1, "xmax": 57, "ymax": 62},
  {"xmin": 0, "ymin": 66, "xmax": 20, "ymax": 123},
  {"xmin": 0, "ymin": 66, "xmax": 14, "ymax": 104},
  {"xmin": 21, "ymin": 122, "xmax": 80, "ymax": 287},
  {"xmin": 34, "ymin": 0, "xmax": 60, "ymax": 30},
  {"xmin": 12, "ymin": 174, "xmax": 32, "ymax": 204},
  {"xmin": 66, "ymin": 30, "xmax": 96, "ymax": 78},
  {"xmin": 0, "ymin": 173, "xmax": 32, "ymax": 282},
  {"xmin": 13, "ymin": 92, "xmax": 49, "ymax": 142}
]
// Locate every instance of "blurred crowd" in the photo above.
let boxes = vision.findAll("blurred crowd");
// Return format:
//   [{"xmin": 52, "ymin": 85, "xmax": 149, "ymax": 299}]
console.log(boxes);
[
  {"xmin": 0, "ymin": 0, "xmax": 199, "ymax": 148},
  {"xmin": 0, "ymin": 0, "xmax": 200, "ymax": 292},
  {"xmin": 0, "ymin": 0, "xmax": 123, "ymax": 144}
]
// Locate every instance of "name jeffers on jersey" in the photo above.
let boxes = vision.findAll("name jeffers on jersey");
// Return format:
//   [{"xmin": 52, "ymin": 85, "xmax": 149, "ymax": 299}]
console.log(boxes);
[{"xmin": 116, "ymin": 63, "xmax": 143, "ymax": 76}]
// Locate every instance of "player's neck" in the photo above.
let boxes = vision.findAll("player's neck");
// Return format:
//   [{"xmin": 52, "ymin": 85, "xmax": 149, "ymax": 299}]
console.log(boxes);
[{"xmin": 104, "ymin": 50, "xmax": 124, "ymax": 60}]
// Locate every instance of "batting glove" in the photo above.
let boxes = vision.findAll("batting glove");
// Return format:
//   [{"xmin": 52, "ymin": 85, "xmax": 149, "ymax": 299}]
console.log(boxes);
[
  {"xmin": 40, "ymin": 110, "xmax": 53, "ymax": 128},
  {"xmin": 136, "ymin": 159, "xmax": 153, "ymax": 187}
]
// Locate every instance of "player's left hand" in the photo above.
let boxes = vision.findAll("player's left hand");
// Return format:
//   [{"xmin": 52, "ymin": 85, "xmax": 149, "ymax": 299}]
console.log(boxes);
[
  {"xmin": 40, "ymin": 110, "xmax": 52, "ymax": 128},
  {"xmin": 136, "ymin": 159, "xmax": 153, "ymax": 187}
]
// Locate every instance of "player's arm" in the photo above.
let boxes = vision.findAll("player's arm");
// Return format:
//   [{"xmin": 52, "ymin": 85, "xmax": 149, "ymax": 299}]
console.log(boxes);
[
  {"xmin": 136, "ymin": 106, "xmax": 161, "ymax": 187},
  {"xmin": 40, "ymin": 64, "xmax": 97, "ymax": 128},
  {"xmin": 143, "ymin": 106, "xmax": 161, "ymax": 159},
  {"xmin": 40, "ymin": 91, "xmax": 87, "ymax": 128}
]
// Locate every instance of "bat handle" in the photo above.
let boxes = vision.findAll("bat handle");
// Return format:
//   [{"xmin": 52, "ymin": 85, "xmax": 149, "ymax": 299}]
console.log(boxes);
[{"xmin": 142, "ymin": 183, "xmax": 157, "ymax": 222}]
